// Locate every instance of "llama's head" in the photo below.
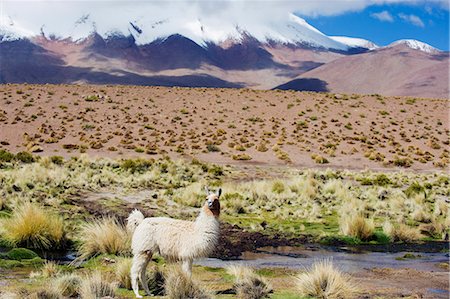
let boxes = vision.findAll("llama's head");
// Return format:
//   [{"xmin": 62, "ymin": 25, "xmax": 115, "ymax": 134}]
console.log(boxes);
[{"xmin": 203, "ymin": 187, "xmax": 221, "ymax": 217}]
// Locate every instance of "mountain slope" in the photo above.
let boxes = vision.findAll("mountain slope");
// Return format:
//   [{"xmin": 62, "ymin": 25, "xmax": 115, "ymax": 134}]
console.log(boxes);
[{"xmin": 275, "ymin": 44, "xmax": 449, "ymax": 98}]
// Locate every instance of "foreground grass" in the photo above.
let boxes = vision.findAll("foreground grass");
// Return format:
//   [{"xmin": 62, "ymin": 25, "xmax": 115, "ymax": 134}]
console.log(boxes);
[
  {"xmin": 0, "ymin": 154, "xmax": 448, "ymax": 297},
  {"xmin": 0, "ymin": 154, "xmax": 448, "ymax": 248}
]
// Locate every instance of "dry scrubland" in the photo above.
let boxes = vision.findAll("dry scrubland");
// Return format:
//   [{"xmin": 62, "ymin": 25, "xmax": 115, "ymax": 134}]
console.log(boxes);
[
  {"xmin": 0, "ymin": 84, "xmax": 448, "ymax": 170},
  {"xmin": 0, "ymin": 154, "xmax": 448, "ymax": 298}
]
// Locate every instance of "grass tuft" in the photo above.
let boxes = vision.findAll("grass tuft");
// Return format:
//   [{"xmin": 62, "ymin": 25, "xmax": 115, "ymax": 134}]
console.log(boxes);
[
  {"xmin": 339, "ymin": 214, "xmax": 374, "ymax": 241},
  {"xmin": 164, "ymin": 266, "xmax": 211, "ymax": 299},
  {"xmin": 227, "ymin": 265, "xmax": 272, "ymax": 299},
  {"xmin": 79, "ymin": 272, "xmax": 117, "ymax": 299},
  {"xmin": 77, "ymin": 217, "xmax": 130, "ymax": 261},
  {"xmin": 296, "ymin": 259, "xmax": 357, "ymax": 299},
  {"xmin": 0, "ymin": 202, "xmax": 65, "ymax": 249}
]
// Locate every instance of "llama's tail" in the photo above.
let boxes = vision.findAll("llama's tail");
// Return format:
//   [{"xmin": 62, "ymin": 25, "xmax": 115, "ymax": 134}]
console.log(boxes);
[{"xmin": 127, "ymin": 209, "xmax": 145, "ymax": 233}]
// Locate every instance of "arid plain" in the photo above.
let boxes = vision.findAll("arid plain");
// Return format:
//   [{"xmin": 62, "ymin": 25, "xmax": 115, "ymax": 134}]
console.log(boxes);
[{"xmin": 0, "ymin": 84, "xmax": 448, "ymax": 170}]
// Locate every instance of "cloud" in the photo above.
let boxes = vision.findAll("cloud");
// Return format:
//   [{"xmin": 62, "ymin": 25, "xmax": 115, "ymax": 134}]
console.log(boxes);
[
  {"xmin": 371, "ymin": 11, "xmax": 394, "ymax": 22},
  {"xmin": 398, "ymin": 13, "xmax": 425, "ymax": 27},
  {"xmin": 0, "ymin": 0, "xmax": 439, "ymax": 42}
]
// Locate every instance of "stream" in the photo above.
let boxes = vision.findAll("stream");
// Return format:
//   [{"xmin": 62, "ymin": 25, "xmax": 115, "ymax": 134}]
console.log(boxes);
[{"xmin": 195, "ymin": 246, "xmax": 449, "ymax": 273}]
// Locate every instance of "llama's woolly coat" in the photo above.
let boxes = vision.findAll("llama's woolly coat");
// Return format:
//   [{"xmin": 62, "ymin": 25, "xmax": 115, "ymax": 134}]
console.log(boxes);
[{"xmin": 128, "ymin": 205, "xmax": 220, "ymax": 262}]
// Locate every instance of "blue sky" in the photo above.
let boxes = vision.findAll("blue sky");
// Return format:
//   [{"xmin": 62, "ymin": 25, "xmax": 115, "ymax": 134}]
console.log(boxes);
[{"xmin": 301, "ymin": 2, "xmax": 449, "ymax": 50}]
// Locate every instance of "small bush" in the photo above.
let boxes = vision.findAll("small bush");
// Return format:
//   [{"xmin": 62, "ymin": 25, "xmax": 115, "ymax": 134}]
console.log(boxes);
[
  {"xmin": 121, "ymin": 159, "xmax": 152, "ymax": 173},
  {"xmin": 0, "ymin": 149, "xmax": 14, "ymax": 162},
  {"xmin": 77, "ymin": 217, "xmax": 130, "ymax": 261},
  {"xmin": 404, "ymin": 182, "xmax": 425, "ymax": 198},
  {"xmin": 296, "ymin": 259, "xmax": 357, "ymax": 299},
  {"xmin": 52, "ymin": 273, "xmax": 82, "ymax": 297},
  {"xmin": 164, "ymin": 266, "xmax": 210, "ymax": 299},
  {"xmin": 339, "ymin": 214, "xmax": 374, "ymax": 241},
  {"xmin": 115, "ymin": 258, "xmax": 133, "ymax": 289},
  {"xmin": 79, "ymin": 272, "xmax": 117, "ymax": 299},
  {"xmin": 0, "ymin": 202, "xmax": 65, "ymax": 249},
  {"xmin": 227, "ymin": 266, "xmax": 271, "ymax": 299},
  {"xmin": 41, "ymin": 261, "xmax": 59, "ymax": 278},
  {"xmin": 15, "ymin": 151, "xmax": 35, "ymax": 163},
  {"xmin": 6, "ymin": 248, "xmax": 39, "ymax": 260},
  {"xmin": 232, "ymin": 154, "xmax": 252, "ymax": 161},
  {"xmin": 31, "ymin": 288, "xmax": 61, "ymax": 299},
  {"xmin": 84, "ymin": 95, "xmax": 99, "ymax": 102},
  {"xmin": 271, "ymin": 181, "xmax": 285, "ymax": 194},
  {"xmin": 311, "ymin": 153, "xmax": 329, "ymax": 164},
  {"xmin": 206, "ymin": 144, "xmax": 220, "ymax": 152},
  {"xmin": 383, "ymin": 222, "xmax": 422, "ymax": 242},
  {"xmin": 50, "ymin": 156, "xmax": 64, "ymax": 165}
]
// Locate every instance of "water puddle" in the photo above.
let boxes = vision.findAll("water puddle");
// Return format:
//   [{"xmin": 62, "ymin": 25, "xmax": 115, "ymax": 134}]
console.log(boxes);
[{"xmin": 195, "ymin": 246, "xmax": 449, "ymax": 273}]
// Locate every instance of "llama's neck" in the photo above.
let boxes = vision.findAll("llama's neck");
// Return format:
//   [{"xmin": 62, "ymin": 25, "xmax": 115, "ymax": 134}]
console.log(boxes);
[
  {"xmin": 194, "ymin": 207, "xmax": 220, "ymax": 233},
  {"xmin": 185, "ymin": 207, "xmax": 219, "ymax": 258}
]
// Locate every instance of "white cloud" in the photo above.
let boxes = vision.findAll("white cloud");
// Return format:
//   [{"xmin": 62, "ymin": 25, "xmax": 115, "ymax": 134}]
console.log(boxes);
[
  {"xmin": 399, "ymin": 13, "xmax": 425, "ymax": 27},
  {"xmin": 371, "ymin": 10, "xmax": 394, "ymax": 22},
  {"xmin": 0, "ymin": 0, "xmax": 441, "ymax": 41}
]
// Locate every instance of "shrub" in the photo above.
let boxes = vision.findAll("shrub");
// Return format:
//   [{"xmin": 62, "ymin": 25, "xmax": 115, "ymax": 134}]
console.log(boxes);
[
  {"xmin": 31, "ymin": 288, "xmax": 61, "ymax": 299},
  {"xmin": 311, "ymin": 153, "xmax": 329, "ymax": 164},
  {"xmin": 271, "ymin": 181, "xmax": 285, "ymax": 194},
  {"xmin": 52, "ymin": 273, "xmax": 82, "ymax": 297},
  {"xmin": 404, "ymin": 182, "xmax": 425, "ymax": 198},
  {"xmin": 15, "ymin": 151, "xmax": 35, "ymax": 163},
  {"xmin": 0, "ymin": 149, "xmax": 14, "ymax": 162},
  {"xmin": 79, "ymin": 272, "xmax": 117, "ymax": 299},
  {"xmin": 50, "ymin": 156, "xmax": 64, "ymax": 165},
  {"xmin": 339, "ymin": 214, "xmax": 374, "ymax": 241},
  {"xmin": 77, "ymin": 217, "xmax": 130, "ymax": 261},
  {"xmin": 206, "ymin": 144, "xmax": 220, "ymax": 152},
  {"xmin": 383, "ymin": 222, "xmax": 422, "ymax": 242},
  {"xmin": 164, "ymin": 266, "xmax": 210, "ymax": 299},
  {"xmin": 5, "ymin": 248, "xmax": 39, "ymax": 260},
  {"xmin": 115, "ymin": 258, "xmax": 133, "ymax": 289},
  {"xmin": 232, "ymin": 154, "xmax": 252, "ymax": 161},
  {"xmin": 0, "ymin": 202, "xmax": 65, "ymax": 249},
  {"xmin": 41, "ymin": 261, "xmax": 60, "ymax": 278},
  {"xmin": 121, "ymin": 159, "xmax": 152, "ymax": 173},
  {"xmin": 296, "ymin": 259, "xmax": 357, "ymax": 299},
  {"xmin": 227, "ymin": 266, "xmax": 271, "ymax": 299}
]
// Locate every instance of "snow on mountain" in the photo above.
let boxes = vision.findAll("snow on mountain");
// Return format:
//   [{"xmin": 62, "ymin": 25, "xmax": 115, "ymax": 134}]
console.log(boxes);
[
  {"xmin": 330, "ymin": 36, "xmax": 378, "ymax": 50},
  {"xmin": 387, "ymin": 39, "xmax": 439, "ymax": 53},
  {"xmin": 1, "ymin": 8, "xmax": 349, "ymax": 50},
  {"xmin": 0, "ymin": 15, "xmax": 34, "ymax": 42},
  {"xmin": 100, "ymin": 13, "xmax": 349, "ymax": 50}
]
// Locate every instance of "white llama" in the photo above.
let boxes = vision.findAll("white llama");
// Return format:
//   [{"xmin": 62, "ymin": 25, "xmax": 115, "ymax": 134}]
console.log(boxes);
[{"xmin": 127, "ymin": 187, "xmax": 221, "ymax": 298}]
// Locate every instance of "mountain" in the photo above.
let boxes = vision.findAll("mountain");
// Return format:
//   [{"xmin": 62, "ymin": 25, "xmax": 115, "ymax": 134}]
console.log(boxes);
[
  {"xmin": 275, "ymin": 43, "xmax": 449, "ymax": 98},
  {"xmin": 0, "ymin": 12, "xmax": 447, "ymax": 98},
  {"xmin": 330, "ymin": 36, "xmax": 379, "ymax": 50},
  {"xmin": 386, "ymin": 39, "xmax": 439, "ymax": 54}
]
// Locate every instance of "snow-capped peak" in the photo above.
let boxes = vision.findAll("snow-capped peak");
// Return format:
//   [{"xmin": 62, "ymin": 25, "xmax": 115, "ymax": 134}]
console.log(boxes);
[
  {"xmin": 330, "ymin": 36, "xmax": 378, "ymax": 50},
  {"xmin": 0, "ymin": 15, "xmax": 34, "ymax": 42},
  {"xmin": 387, "ymin": 39, "xmax": 439, "ymax": 53}
]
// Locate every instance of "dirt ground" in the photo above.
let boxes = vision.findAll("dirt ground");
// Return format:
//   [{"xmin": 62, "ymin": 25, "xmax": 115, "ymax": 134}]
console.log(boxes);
[{"xmin": 0, "ymin": 84, "xmax": 448, "ymax": 171}]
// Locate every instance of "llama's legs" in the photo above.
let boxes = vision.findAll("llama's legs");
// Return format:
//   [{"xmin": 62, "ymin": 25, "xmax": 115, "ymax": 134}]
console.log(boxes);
[
  {"xmin": 131, "ymin": 253, "xmax": 147, "ymax": 298},
  {"xmin": 182, "ymin": 260, "xmax": 193, "ymax": 277},
  {"xmin": 140, "ymin": 253, "xmax": 153, "ymax": 296}
]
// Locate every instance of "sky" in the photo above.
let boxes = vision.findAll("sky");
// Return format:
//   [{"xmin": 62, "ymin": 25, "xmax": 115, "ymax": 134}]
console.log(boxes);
[
  {"xmin": 302, "ymin": 1, "xmax": 449, "ymax": 50},
  {"xmin": 1, "ymin": 0, "xmax": 449, "ymax": 50}
]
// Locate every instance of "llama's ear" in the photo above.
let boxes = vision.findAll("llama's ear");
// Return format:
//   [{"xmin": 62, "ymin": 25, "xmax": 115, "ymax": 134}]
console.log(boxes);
[
  {"xmin": 204, "ymin": 186, "xmax": 210, "ymax": 195},
  {"xmin": 216, "ymin": 188, "xmax": 222, "ymax": 198}
]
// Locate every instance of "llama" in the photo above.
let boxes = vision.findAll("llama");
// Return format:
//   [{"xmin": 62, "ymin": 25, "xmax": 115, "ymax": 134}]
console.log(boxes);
[{"xmin": 127, "ymin": 187, "xmax": 221, "ymax": 298}]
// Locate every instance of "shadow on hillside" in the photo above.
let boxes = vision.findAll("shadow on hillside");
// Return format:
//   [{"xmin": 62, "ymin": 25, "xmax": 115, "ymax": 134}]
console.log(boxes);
[{"xmin": 274, "ymin": 78, "xmax": 329, "ymax": 92}]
